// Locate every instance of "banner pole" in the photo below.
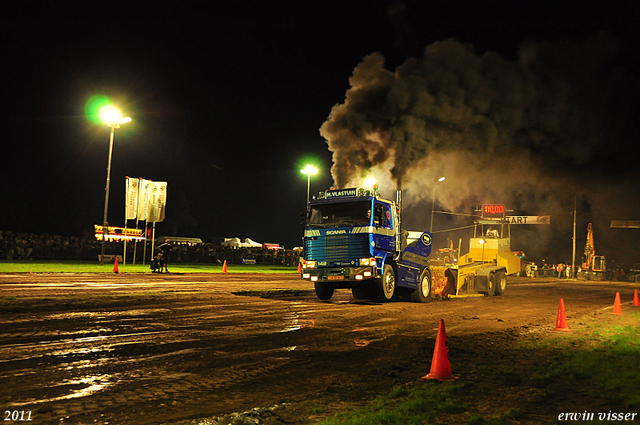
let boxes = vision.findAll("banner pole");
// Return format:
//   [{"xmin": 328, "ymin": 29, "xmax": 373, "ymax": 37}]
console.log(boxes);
[
  {"xmin": 151, "ymin": 222, "xmax": 157, "ymax": 264},
  {"xmin": 133, "ymin": 218, "xmax": 139, "ymax": 265},
  {"xmin": 133, "ymin": 177, "xmax": 142, "ymax": 265},
  {"xmin": 124, "ymin": 178, "xmax": 128, "ymax": 266},
  {"xmin": 123, "ymin": 226, "xmax": 128, "ymax": 265},
  {"xmin": 143, "ymin": 222, "xmax": 148, "ymax": 266}
]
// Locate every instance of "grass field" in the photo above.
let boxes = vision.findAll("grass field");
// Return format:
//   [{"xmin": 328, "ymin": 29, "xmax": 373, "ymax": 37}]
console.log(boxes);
[
  {"xmin": 0, "ymin": 260, "xmax": 299, "ymax": 274},
  {"xmin": 318, "ymin": 311, "xmax": 640, "ymax": 425}
]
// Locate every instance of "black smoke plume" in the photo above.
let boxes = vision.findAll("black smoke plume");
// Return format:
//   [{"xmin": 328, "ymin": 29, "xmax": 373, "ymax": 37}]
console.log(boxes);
[{"xmin": 320, "ymin": 34, "xmax": 638, "ymax": 217}]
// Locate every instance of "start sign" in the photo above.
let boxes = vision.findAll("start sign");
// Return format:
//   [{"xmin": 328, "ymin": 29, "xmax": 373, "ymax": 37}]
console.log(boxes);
[
  {"xmin": 482, "ymin": 204, "xmax": 505, "ymax": 219},
  {"xmin": 507, "ymin": 216, "xmax": 551, "ymax": 225}
]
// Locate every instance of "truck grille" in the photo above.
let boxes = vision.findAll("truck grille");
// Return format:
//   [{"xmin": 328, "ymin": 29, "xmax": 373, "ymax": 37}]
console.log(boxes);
[{"xmin": 305, "ymin": 234, "xmax": 369, "ymax": 263}]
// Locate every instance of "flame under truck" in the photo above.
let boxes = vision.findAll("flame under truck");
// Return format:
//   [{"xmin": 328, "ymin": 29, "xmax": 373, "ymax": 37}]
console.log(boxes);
[{"xmin": 300, "ymin": 189, "xmax": 520, "ymax": 301}]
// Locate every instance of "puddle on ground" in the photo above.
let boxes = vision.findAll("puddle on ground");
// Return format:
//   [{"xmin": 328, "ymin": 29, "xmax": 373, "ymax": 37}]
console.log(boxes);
[
  {"xmin": 45, "ymin": 309, "xmax": 172, "ymax": 320},
  {"xmin": 279, "ymin": 312, "xmax": 315, "ymax": 333},
  {"xmin": 7, "ymin": 375, "xmax": 113, "ymax": 406}
]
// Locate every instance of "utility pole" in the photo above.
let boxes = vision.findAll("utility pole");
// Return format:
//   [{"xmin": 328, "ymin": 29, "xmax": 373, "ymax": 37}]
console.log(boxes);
[{"xmin": 572, "ymin": 197, "xmax": 577, "ymax": 279}]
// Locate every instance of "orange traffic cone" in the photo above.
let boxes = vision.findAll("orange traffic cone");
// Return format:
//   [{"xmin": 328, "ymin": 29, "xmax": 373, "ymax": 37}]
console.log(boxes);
[
  {"xmin": 633, "ymin": 289, "xmax": 639, "ymax": 307},
  {"xmin": 554, "ymin": 298, "xmax": 571, "ymax": 332},
  {"xmin": 297, "ymin": 262, "xmax": 302, "ymax": 273},
  {"xmin": 612, "ymin": 292, "xmax": 623, "ymax": 315},
  {"xmin": 422, "ymin": 319, "xmax": 457, "ymax": 381},
  {"xmin": 114, "ymin": 256, "xmax": 119, "ymax": 274},
  {"xmin": 222, "ymin": 260, "xmax": 228, "ymax": 273}
]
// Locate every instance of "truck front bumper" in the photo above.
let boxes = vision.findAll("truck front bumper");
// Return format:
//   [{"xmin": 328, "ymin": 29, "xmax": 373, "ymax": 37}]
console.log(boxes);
[{"xmin": 302, "ymin": 266, "xmax": 377, "ymax": 285}]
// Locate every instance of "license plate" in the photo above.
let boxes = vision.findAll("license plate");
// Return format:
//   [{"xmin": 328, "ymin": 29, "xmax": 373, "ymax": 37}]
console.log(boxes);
[{"xmin": 327, "ymin": 275, "xmax": 344, "ymax": 280}]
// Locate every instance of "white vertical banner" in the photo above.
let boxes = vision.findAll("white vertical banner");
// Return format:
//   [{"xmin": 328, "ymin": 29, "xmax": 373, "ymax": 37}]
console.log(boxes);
[
  {"xmin": 125, "ymin": 177, "xmax": 139, "ymax": 220},
  {"xmin": 156, "ymin": 182, "xmax": 167, "ymax": 222},
  {"xmin": 137, "ymin": 179, "xmax": 153, "ymax": 221},
  {"xmin": 148, "ymin": 182, "xmax": 159, "ymax": 223},
  {"xmin": 147, "ymin": 181, "xmax": 168, "ymax": 223}
]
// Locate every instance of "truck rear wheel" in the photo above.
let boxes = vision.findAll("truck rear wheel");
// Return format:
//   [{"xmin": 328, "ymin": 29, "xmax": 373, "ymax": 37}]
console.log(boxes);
[
  {"xmin": 314, "ymin": 282, "xmax": 334, "ymax": 300},
  {"xmin": 411, "ymin": 268, "xmax": 432, "ymax": 303},
  {"xmin": 494, "ymin": 270, "xmax": 506, "ymax": 296},
  {"xmin": 377, "ymin": 264, "xmax": 397, "ymax": 301}
]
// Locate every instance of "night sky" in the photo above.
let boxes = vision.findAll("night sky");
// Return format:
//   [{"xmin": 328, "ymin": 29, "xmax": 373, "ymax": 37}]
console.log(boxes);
[{"xmin": 2, "ymin": 0, "xmax": 639, "ymax": 265}]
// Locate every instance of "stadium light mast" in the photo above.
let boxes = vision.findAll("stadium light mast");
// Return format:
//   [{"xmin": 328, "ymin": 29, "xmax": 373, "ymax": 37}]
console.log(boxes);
[
  {"xmin": 430, "ymin": 176, "xmax": 446, "ymax": 233},
  {"xmin": 99, "ymin": 105, "xmax": 131, "ymax": 265},
  {"xmin": 301, "ymin": 165, "xmax": 318, "ymax": 204}
]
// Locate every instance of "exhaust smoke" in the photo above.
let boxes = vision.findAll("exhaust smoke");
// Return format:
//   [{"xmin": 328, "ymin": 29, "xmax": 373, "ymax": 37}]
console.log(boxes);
[{"xmin": 320, "ymin": 35, "xmax": 635, "ymax": 218}]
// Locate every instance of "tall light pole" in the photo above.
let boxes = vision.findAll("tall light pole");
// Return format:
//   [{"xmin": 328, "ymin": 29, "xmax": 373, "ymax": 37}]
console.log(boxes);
[
  {"xmin": 571, "ymin": 196, "xmax": 577, "ymax": 279},
  {"xmin": 99, "ymin": 106, "xmax": 131, "ymax": 264},
  {"xmin": 301, "ymin": 165, "xmax": 318, "ymax": 204},
  {"xmin": 430, "ymin": 176, "xmax": 446, "ymax": 233}
]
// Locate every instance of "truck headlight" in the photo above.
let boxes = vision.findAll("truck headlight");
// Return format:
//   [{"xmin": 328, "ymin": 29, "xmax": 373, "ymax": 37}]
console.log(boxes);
[
  {"xmin": 306, "ymin": 260, "xmax": 316, "ymax": 269},
  {"xmin": 360, "ymin": 258, "xmax": 376, "ymax": 266}
]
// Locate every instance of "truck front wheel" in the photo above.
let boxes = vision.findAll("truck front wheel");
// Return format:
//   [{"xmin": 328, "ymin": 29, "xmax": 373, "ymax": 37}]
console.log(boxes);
[
  {"xmin": 411, "ymin": 268, "xmax": 432, "ymax": 303},
  {"xmin": 377, "ymin": 264, "xmax": 397, "ymax": 301},
  {"xmin": 314, "ymin": 282, "xmax": 334, "ymax": 300}
]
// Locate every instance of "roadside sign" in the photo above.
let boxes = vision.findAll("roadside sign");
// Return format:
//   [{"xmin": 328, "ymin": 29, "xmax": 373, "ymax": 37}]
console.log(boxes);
[
  {"xmin": 506, "ymin": 216, "xmax": 550, "ymax": 225},
  {"xmin": 611, "ymin": 220, "xmax": 640, "ymax": 228}
]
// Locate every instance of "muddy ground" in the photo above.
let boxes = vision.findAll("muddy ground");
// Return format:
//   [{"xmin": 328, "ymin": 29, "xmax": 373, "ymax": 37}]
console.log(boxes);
[{"xmin": 0, "ymin": 273, "xmax": 638, "ymax": 424}]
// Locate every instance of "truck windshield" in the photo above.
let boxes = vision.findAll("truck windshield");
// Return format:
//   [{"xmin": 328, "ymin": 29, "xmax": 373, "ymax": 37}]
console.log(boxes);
[{"xmin": 308, "ymin": 201, "xmax": 372, "ymax": 227}]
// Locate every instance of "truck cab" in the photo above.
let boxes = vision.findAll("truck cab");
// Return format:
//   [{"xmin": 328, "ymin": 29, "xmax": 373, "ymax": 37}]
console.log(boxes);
[{"xmin": 301, "ymin": 187, "xmax": 433, "ymax": 302}]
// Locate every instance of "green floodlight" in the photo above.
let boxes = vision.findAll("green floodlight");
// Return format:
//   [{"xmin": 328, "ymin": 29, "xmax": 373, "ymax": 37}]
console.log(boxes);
[
  {"xmin": 301, "ymin": 165, "xmax": 319, "ymax": 176},
  {"xmin": 98, "ymin": 106, "xmax": 131, "ymax": 127},
  {"xmin": 85, "ymin": 95, "xmax": 112, "ymax": 125},
  {"xmin": 99, "ymin": 105, "xmax": 122, "ymax": 124}
]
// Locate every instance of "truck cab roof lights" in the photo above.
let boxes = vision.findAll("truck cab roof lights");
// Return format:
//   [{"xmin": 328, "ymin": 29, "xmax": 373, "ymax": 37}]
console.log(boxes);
[{"xmin": 314, "ymin": 187, "xmax": 378, "ymax": 201}]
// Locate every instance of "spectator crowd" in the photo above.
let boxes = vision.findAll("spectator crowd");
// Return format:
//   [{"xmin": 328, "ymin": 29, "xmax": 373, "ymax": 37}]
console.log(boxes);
[{"xmin": 0, "ymin": 230, "xmax": 301, "ymax": 266}]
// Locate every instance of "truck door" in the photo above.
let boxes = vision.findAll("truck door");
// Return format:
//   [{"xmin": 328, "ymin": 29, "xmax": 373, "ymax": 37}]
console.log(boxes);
[{"xmin": 372, "ymin": 201, "xmax": 395, "ymax": 252}]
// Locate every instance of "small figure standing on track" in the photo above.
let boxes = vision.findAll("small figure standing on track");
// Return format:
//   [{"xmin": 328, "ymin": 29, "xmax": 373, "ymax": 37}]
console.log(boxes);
[{"xmin": 158, "ymin": 239, "xmax": 172, "ymax": 273}]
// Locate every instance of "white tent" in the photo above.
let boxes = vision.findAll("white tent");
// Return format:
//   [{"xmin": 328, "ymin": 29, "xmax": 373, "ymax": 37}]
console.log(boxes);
[
  {"xmin": 243, "ymin": 238, "xmax": 263, "ymax": 247},
  {"xmin": 221, "ymin": 237, "xmax": 263, "ymax": 248}
]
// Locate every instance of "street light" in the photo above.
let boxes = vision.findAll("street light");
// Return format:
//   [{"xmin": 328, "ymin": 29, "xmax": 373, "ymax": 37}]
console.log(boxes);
[
  {"xmin": 430, "ymin": 176, "xmax": 446, "ymax": 233},
  {"xmin": 364, "ymin": 177, "xmax": 376, "ymax": 188},
  {"xmin": 301, "ymin": 165, "xmax": 318, "ymax": 204},
  {"xmin": 99, "ymin": 106, "xmax": 131, "ymax": 264}
]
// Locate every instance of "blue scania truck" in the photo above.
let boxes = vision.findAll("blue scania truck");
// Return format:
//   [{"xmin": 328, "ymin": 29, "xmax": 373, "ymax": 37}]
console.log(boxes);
[{"xmin": 301, "ymin": 187, "xmax": 433, "ymax": 302}]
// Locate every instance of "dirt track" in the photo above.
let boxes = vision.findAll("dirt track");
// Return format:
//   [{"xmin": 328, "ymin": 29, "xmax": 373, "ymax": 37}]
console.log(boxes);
[{"xmin": 0, "ymin": 273, "xmax": 638, "ymax": 424}]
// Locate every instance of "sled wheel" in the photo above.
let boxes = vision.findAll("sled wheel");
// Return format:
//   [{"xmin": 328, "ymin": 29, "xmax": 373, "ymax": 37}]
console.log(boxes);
[{"xmin": 494, "ymin": 270, "xmax": 506, "ymax": 296}]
